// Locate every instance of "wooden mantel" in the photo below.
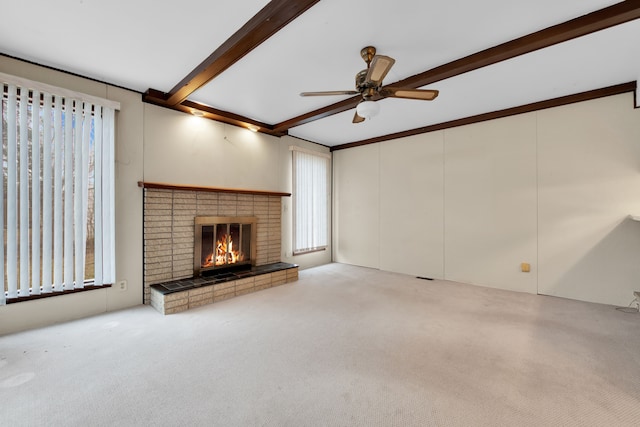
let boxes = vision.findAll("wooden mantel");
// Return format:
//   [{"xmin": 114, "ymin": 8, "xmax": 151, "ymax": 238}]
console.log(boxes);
[{"xmin": 138, "ymin": 181, "xmax": 291, "ymax": 197}]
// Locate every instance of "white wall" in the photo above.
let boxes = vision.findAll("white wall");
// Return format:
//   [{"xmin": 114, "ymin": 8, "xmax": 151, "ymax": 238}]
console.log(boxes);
[
  {"xmin": 537, "ymin": 95, "xmax": 640, "ymax": 305},
  {"xmin": 332, "ymin": 92, "xmax": 640, "ymax": 306},
  {"xmin": 142, "ymin": 105, "xmax": 332, "ymax": 271},
  {"xmin": 333, "ymin": 144, "xmax": 380, "ymax": 268},
  {"xmin": 444, "ymin": 113, "xmax": 538, "ymax": 293},
  {"xmin": 143, "ymin": 105, "xmax": 282, "ymax": 191},
  {"xmin": 332, "ymin": 133, "xmax": 446, "ymax": 278},
  {"xmin": 379, "ymin": 133, "xmax": 444, "ymax": 279}
]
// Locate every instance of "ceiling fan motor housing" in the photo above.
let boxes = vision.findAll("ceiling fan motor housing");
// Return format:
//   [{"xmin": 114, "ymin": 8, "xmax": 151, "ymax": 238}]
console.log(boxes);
[{"xmin": 355, "ymin": 70, "xmax": 378, "ymax": 99}]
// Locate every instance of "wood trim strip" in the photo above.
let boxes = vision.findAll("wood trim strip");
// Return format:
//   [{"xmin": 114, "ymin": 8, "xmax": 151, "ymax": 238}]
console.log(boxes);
[
  {"xmin": 277, "ymin": 1, "xmax": 640, "ymax": 132},
  {"xmin": 145, "ymin": 0, "xmax": 320, "ymax": 107},
  {"xmin": 138, "ymin": 181, "xmax": 291, "ymax": 197},
  {"xmin": 330, "ymin": 82, "xmax": 637, "ymax": 151}
]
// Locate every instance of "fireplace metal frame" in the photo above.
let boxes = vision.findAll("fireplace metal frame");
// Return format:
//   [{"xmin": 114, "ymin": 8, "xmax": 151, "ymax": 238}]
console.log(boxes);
[{"xmin": 194, "ymin": 216, "xmax": 258, "ymax": 276}]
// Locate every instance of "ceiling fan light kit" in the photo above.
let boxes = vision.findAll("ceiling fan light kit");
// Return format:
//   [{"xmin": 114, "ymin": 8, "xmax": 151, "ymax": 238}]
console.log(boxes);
[
  {"xmin": 355, "ymin": 100, "xmax": 379, "ymax": 120},
  {"xmin": 300, "ymin": 46, "xmax": 439, "ymax": 124}
]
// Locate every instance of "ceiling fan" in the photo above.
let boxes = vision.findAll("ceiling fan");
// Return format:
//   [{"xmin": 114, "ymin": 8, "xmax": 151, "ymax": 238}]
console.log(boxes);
[{"xmin": 300, "ymin": 46, "xmax": 439, "ymax": 123}]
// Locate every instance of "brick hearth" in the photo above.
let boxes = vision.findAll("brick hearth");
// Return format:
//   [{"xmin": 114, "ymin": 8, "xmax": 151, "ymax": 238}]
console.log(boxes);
[{"xmin": 150, "ymin": 262, "xmax": 298, "ymax": 315}]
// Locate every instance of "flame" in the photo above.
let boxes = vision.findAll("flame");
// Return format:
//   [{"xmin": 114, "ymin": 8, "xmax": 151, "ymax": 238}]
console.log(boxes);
[{"xmin": 202, "ymin": 234, "xmax": 244, "ymax": 268}]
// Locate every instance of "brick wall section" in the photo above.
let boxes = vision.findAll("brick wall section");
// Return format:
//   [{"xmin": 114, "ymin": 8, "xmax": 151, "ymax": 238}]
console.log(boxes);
[{"xmin": 143, "ymin": 188, "xmax": 282, "ymax": 304}]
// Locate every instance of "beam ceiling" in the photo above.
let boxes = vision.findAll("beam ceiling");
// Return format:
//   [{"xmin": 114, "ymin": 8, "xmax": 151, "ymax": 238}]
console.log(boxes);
[
  {"xmin": 143, "ymin": 0, "xmax": 321, "ymax": 135},
  {"xmin": 142, "ymin": 0, "xmax": 640, "ymax": 146}
]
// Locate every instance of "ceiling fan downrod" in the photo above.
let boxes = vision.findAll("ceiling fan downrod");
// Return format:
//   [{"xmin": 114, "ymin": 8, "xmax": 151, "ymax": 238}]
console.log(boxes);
[{"xmin": 360, "ymin": 46, "xmax": 377, "ymax": 67}]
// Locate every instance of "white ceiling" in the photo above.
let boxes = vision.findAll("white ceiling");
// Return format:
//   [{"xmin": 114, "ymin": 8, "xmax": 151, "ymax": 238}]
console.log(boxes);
[{"xmin": 1, "ymin": 0, "xmax": 637, "ymax": 147}]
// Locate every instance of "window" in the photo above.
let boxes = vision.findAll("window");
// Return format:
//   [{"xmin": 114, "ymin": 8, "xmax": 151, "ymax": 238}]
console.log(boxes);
[
  {"xmin": 1, "ymin": 72, "xmax": 119, "ymax": 304},
  {"xmin": 291, "ymin": 146, "xmax": 330, "ymax": 255}
]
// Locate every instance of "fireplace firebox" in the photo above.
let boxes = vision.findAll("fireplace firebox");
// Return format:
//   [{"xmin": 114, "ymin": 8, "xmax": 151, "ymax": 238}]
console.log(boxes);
[{"xmin": 194, "ymin": 216, "xmax": 257, "ymax": 276}]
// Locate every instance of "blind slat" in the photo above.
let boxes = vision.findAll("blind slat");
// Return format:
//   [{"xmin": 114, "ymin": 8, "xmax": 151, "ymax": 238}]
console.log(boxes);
[
  {"xmin": 63, "ymin": 99, "xmax": 74, "ymax": 290},
  {"xmin": 104, "ymin": 108, "xmax": 115, "ymax": 284},
  {"xmin": 74, "ymin": 101, "xmax": 85, "ymax": 288},
  {"xmin": 0, "ymin": 88, "xmax": 4, "ymax": 304},
  {"xmin": 19, "ymin": 88, "xmax": 30, "ymax": 297},
  {"xmin": 31, "ymin": 90, "xmax": 41, "ymax": 295},
  {"xmin": 79, "ymin": 102, "xmax": 92, "ymax": 287},
  {"xmin": 53, "ymin": 96, "xmax": 63, "ymax": 291},
  {"xmin": 7, "ymin": 85, "xmax": 18, "ymax": 298},
  {"xmin": 42, "ymin": 94, "xmax": 53, "ymax": 294},
  {"xmin": 94, "ymin": 108, "xmax": 103, "ymax": 286}
]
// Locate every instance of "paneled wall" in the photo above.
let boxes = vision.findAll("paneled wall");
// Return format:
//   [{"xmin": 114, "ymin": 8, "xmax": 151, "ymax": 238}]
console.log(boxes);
[
  {"xmin": 444, "ymin": 113, "xmax": 538, "ymax": 294},
  {"xmin": 537, "ymin": 94, "xmax": 640, "ymax": 305},
  {"xmin": 379, "ymin": 133, "xmax": 445, "ymax": 279},
  {"xmin": 333, "ymin": 144, "xmax": 380, "ymax": 268},
  {"xmin": 333, "ymin": 92, "xmax": 640, "ymax": 306}
]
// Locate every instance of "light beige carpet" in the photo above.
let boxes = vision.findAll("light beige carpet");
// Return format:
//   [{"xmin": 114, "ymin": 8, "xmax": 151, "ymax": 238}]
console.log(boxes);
[{"xmin": 1, "ymin": 263, "xmax": 639, "ymax": 426}]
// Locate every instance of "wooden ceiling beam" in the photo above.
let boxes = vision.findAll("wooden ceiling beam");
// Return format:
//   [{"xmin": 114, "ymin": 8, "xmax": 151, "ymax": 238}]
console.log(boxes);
[
  {"xmin": 180, "ymin": 100, "xmax": 287, "ymax": 137},
  {"xmin": 273, "ymin": 96, "xmax": 361, "ymax": 132},
  {"xmin": 144, "ymin": 94, "xmax": 286, "ymax": 136},
  {"xmin": 392, "ymin": 0, "xmax": 640, "ymax": 90},
  {"xmin": 274, "ymin": 0, "xmax": 640, "ymax": 133},
  {"xmin": 144, "ymin": 0, "xmax": 320, "ymax": 107}
]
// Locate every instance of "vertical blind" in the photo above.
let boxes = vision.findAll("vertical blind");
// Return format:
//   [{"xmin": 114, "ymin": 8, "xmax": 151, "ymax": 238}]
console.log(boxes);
[
  {"xmin": 291, "ymin": 147, "xmax": 330, "ymax": 254},
  {"xmin": 0, "ymin": 72, "xmax": 119, "ymax": 305}
]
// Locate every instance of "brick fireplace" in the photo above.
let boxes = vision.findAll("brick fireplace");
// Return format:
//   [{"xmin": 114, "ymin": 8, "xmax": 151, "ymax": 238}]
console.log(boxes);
[{"xmin": 141, "ymin": 183, "xmax": 297, "ymax": 313}]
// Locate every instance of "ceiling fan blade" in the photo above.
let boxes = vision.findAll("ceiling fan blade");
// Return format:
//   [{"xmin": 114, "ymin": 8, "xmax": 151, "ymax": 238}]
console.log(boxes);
[
  {"xmin": 365, "ymin": 55, "xmax": 395, "ymax": 86},
  {"xmin": 352, "ymin": 111, "xmax": 365, "ymax": 123},
  {"xmin": 380, "ymin": 87, "xmax": 439, "ymax": 100},
  {"xmin": 300, "ymin": 90, "xmax": 359, "ymax": 97}
]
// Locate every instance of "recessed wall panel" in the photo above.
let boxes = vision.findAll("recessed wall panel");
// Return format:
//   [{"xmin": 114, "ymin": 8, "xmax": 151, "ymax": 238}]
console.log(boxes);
[
  {"xmin": 333, "ymin": 144, "xmax": 380, "ymax": 268},
  {"xmin": 538, "ymin": 93, "xmax": 640, "ymax": 305},
  {"xmin": 444, "ymin": 113, "xmax": 538, "ymax": 293},
  {"xmin": 379, "ymin": 133, "xmax": 444, "ymax": 278}
]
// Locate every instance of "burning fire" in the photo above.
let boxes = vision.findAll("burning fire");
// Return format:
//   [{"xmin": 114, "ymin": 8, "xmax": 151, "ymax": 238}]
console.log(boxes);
[{"xmin": 203, "ymin": 234, "xmax": 244, "ymax": 267}]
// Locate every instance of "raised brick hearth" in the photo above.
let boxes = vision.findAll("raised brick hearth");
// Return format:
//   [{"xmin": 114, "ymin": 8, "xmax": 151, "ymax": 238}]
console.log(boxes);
[
  {"xmin": 143, "ymin": 185, "xmax": 295, "ymax": 311},
  {"xmin": 150, "ymin": 262, "xmax": 298, "ymax": 315}
]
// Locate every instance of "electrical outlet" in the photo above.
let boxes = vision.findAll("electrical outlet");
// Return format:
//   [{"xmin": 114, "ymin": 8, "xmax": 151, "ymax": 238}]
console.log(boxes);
[{"xmin": 117, "ymin": 280, "xmax": 127, "ymax": 291}]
